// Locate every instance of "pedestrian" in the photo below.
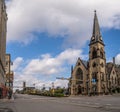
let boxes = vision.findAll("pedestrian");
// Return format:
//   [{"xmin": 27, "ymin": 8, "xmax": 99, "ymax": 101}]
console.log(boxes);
[
  {"xmin": 0, "ymin": 87, "xmax": 2, "ymax": 99},
  {"xmin": 8, "ymin": 88, "xmax": 12, "ymax": 99}
]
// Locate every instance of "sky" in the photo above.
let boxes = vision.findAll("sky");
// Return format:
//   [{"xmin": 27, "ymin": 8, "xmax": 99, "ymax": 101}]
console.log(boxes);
[{"xmin": 5, "ymin": 0, "xmax": 120, "ymax": 89}]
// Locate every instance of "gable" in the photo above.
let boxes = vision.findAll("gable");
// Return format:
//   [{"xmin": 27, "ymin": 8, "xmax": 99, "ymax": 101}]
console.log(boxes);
[
  {"xmin": 72, "ymin": 58, "xmax": 88, "ymax": 79},
  {"xmin": 75, "ymin": 58, "xmax": 88, "ymax": 70},
  {"xmin": 106, "ymin": 63, "xmax": 113, "ymax": 75},
  {"xmin": 110, "ymin": 66, "xmax": 117, "ymax": 79}
]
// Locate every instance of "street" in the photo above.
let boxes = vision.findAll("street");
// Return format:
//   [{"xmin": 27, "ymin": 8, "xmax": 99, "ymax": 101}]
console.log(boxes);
[{"xmin": 0, "ymin": 94, "xmax": 120, "ymax": 112}]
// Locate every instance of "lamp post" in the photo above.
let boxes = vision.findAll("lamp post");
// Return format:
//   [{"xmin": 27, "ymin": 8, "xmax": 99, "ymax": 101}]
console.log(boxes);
[{"xmin": 52, "ymin": 82, "xmax": 54, "ymax": 95}]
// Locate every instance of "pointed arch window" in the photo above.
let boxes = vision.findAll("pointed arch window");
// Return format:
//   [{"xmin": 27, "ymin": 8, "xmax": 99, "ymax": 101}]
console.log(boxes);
[
  {"xmin": 100, "ymin": 51, "xmax": 104, "ymax": 59},
  {"xmin": 76, "ymin": 68, "xmax": 83, "ymax": 81},
  {"xmin": 92, "ymin": 48, "xmax": 97, "ymax": 59},
  {"xmin": 112, "ymin": 76, "xmax": 113, "ymax": 84},
  {"xmin": 100, "ymin": 48, "xmax": 104, "ymax": 59},
  {"xmin": 92, "ymin": 62, "xmax": 96, "ymax": 67},
  {"xmin": 92, "ymin": 72, "xmax": 97, "ymax": 81},
  {"xmin": 78, "ymin": 62, "xmax": 81, "ymax": 66}
]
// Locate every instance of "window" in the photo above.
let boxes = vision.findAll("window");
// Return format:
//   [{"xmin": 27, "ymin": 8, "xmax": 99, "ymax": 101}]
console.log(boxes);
[
  {"xmin": 92, "ymin": 62, "xmax": 96, "ymax": 67},
  {"xmin": 113, "ymin": 71, "xmax": 115, "ymax": 74},
  {"xmin": 92, "ymin": 72, "xmax": 97, "ymax": 81},
  {"xmin": 92, "ymin": 48, "xmax": 97, "ymax": 59},
  {"xmin": 112, "ymin": 77, "xmax": 113, "ymax": 84},
  {"xmin": 100, "ymin": 48, "xmax": 104, "ymax": 59},
  {"xmin": 76, "ymin": 68, "xmax": 83, "ymax": 84},
  {"xmin": 78, "ymin": 62, "xmax": 80, "ymax": 66},
  {"xmin": 100, "ymin": 51, "xmax": 104, "ymax": 59},
  {"xmin": 86, "ymin": 74, "xmax": 89, "ymax": 80},
  {"xmin": 76, "ymin": 68, "xmax": 83, "ymax": 80}
]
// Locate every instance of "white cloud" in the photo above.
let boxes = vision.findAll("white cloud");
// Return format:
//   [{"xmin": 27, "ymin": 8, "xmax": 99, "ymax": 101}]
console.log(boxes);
[
  {"xmin": 23, "ymin": 48, "xmax": 85, "ymax": 75},
  {"xmin": 54, "ymin": 80, "xmax": 69, "ymax": 88},
  {"xmin": 13, "ymin": 48, "xmax": 85, "ymax": 88},
  {"xmin": 115, "ymin": 54, "xmax": 120, "ymax": 64},
  {"xmin": 108, "ymin": 54, "xmax": 120, "ymax": 64},
  {"xmin": 6, "ymin": 0, "xmax": 120, "ymax": 47},
  {"xmin": 12, "ymin": 57, "xmax": 24, "ymax": 71}
]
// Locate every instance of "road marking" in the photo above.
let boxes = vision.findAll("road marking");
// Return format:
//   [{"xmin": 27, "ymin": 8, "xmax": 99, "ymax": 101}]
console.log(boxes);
[
  {"xmin": 86, "ymin": 102, "xmax": 90, "ymax": 104},
  {"xmin": 94, "ymin": 103, "xmax": 99, "ymax": 105},
  {"xmin": 106, "ymin": 104, "xmax": 111, "ymax": 106}
]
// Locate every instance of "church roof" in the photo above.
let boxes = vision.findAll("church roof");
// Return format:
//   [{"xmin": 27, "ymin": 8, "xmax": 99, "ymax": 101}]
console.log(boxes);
[
  {"xmin": 106, "ymin": 62, "xmax": 120, "ymax": 76},
  {"xmin": 115, "ymin": 65, "xmax": 120, "ymax": 76},
  {"xmin": 106, "ymin": 63, "xmax": 114, "ymax": 75},
  {"xmin": 76, "ymin": 58, "xmax": 88, "ymax": 69},
  {"xmin": 90, "ymin": 11, "xmax": 104, "ymax": 45},
  {"xmin": 82, "ymin": 60, "xmax": 88, "ymax": 68}
]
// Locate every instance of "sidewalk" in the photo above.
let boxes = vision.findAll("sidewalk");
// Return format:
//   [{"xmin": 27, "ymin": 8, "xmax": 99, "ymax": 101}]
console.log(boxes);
[{"xmin": 0, "ymin": 97, "xmax": 15, "ymax": 112}]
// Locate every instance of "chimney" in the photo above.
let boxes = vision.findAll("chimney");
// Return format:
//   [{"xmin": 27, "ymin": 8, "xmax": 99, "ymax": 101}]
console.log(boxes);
[{"xmin": 113, "ymin": 57, "xmax": 115, "ymax": 66}]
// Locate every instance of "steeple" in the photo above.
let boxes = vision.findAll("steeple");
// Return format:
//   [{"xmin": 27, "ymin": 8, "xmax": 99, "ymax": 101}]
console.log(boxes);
[{"xmin": 90, "ymin": 10, "xmax": 104, "ymax": 45}]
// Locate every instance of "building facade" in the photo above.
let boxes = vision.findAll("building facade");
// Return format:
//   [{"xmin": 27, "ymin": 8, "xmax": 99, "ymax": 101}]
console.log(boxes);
[
  {"xmin": 5, "ymin": 54, "xmax": 14, "ymax": 90},
  {"xmin": 70, "ymin": 11, "xmax": 120, "ymax": 95},
  {"xmin": 0, "ymin": 0, "xmax": 7, "ymax": 85}
]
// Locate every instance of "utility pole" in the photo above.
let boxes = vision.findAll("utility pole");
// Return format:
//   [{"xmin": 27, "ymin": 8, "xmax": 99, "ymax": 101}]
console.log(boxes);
[{"xmin": 52, "ymin": 82, "xmax": 54, "ymax": 95}]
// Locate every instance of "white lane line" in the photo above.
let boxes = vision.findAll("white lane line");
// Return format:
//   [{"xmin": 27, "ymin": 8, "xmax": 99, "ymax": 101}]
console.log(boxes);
[
  {"xmin": 94, "ymin": 103, "xmax": 100, "ymax": 105},
  {"xmin": 86, "ymin": 102, "xmax": 90, "ymax": 104},
  {"xmin": 106, "ymin": 104, "xmax": 111, "ymax": 106}
]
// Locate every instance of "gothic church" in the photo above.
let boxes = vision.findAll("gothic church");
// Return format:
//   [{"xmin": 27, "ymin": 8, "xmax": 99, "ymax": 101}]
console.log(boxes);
[{"xmin": 69, "ymin": 11, "xmax": 120, "ymax": 95}]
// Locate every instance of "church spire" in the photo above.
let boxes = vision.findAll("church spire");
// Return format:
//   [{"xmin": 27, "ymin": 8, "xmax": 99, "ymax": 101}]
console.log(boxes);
[
  {"xmin": 90, "ymin": 10, "xmax": 104, "ymax": 45},
  {"xmin": 92, "ymin": 10, "xmax": 101, "ymax": 37}
]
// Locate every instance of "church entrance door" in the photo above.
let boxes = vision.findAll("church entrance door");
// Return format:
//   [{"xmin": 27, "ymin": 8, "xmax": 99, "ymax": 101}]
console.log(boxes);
[{"xmin": 78, "ymin": 85, "xmax": 82, "ymax": 94}]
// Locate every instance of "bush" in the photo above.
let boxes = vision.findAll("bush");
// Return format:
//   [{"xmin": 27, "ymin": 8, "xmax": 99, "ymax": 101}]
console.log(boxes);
[{"xmin": 54, "ymin": 93, "xmax": 64, "ymax": 97}]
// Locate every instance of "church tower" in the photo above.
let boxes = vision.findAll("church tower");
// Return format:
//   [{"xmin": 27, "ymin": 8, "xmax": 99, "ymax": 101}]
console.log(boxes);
[{"xmin": 89, "ymin": 11, "xmax": 107, "ymax": 94}]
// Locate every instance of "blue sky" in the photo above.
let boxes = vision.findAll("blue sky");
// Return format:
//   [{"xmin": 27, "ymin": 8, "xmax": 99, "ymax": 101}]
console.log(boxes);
[{"xmin": 5, "ymin": 0, "xmax": 120, "ymax": 88}]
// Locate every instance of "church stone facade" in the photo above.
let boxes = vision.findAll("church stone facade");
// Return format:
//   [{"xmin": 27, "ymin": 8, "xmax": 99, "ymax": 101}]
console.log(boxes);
[{"xmin": 69, "ymin": 11, "xmax": 120, "ymax": 95}]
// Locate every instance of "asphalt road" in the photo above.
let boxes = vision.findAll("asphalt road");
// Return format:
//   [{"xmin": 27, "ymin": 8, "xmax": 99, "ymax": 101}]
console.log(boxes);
[{"xmin": 1, "ymin": 94, "xmax": 120, "ymax": 112}]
